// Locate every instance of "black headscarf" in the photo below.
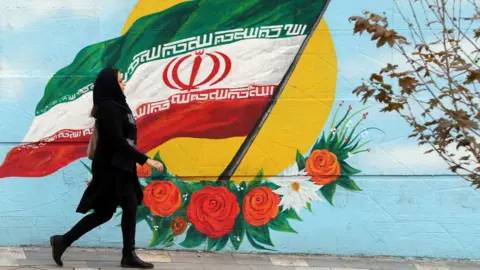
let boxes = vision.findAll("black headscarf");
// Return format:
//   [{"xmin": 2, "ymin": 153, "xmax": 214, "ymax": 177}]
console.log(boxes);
[{"xmin": 91, "ymin": 67, "xmax": 130, "ymax": 118}]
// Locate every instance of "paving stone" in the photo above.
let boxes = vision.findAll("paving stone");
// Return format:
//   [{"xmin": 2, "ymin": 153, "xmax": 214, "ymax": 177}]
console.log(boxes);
[
  {"xmin": 269, "ymin": 255, "xmax": 309, "ymax": 267},
  {"xmin": 233, "ymin": 253, "xmax": 272, "ymax": 265},
  {"xmin": 93, "ymin": 248, "xmax": 121, "ymax": 261},
  {"xmin": 153, "ymin": 262, "xmax": 205, "ymax": 269},
  {"xmin": 304, "ymin": 256, "xmax": 347, "ymax": 268},
  {"xmin": 63, "ymin": 248, "xmax": 100, "ymax": 261},
  {"xmin": 448, "ymin": 261, "xmax": 480, "ymax": 270},
  {"xmin": 7, "ymin": 268, "xmax": 46, "ymax": 270},
  {"xmin": 295, "ymin": 267, "xmax": 331, "ymax": 270},
  {"xmin": 0, "ymin": 261, "xmax": 19, "ymax": 267},
  {"xmin": 84, "ymin": 267, "xmax": 120, "ymax": 270},
  {"xmin": 135, "ymin": 250, "xmax": 171, "ymax": 262},
  {"xmin": 249, "ymin": 266, "xmax": 295, "ymax": 270},
  {"xmin": 331, "ymin": 268, "xmax": 372, "ymax": 270},
  {"xmin": 168, "ymin": 251, "xmax": 202, "ymax": 263},
  {"xmin": 198, "ymin": 253, "xmax": 236, "ymax": 264},
  {"xmin": 414, "ymin": 261, "xmax": 451, "ymax": 270},
  {"xmin": 0, "ymin": 248, "xmax": 26, "ymax": 260},
  {"xmin": 85, "ymin": 260, "xmax": 121, "ymax": 268},
  {"xmin": 33, "ymin": 267, "xmax": 75, "ymax": 270},
  {"xmin": 24, "ymin": 248, "xmax": 51, "ymax": 260},
  {"xmin": 203, "ymin": 263, "xmax": 252, "ymax": 270},
  {"xmin": 342, "ymin": 257, "xmax": 381, "ymax": 269},
  {"xmin": 375, "ymin": 258, "xmax": 417, "ymax": 270},
  {"xmin": 2, "ymin": 247, "xmax": 480, "ymax": 270},
  {"xmin": 17, "ymin": 259, "xmax": 88, "ymax": 268}
]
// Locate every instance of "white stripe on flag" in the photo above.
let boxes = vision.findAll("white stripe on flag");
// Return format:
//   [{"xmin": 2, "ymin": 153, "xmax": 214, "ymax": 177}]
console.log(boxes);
[{"xmin": 23, "ymin": 36, "xmax": 305, "ymax": 143}]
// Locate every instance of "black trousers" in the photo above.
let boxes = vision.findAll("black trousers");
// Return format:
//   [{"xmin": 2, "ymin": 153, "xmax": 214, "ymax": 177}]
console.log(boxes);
[{"xmin": 62, "ymin": 190, "xmax": 138, "ymax": 254}]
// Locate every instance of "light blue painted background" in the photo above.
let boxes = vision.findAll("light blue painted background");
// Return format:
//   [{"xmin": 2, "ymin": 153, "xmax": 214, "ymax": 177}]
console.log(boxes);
[{"xmin": 0, "ymin": 0, "xmax": 479, "ymax": 260}]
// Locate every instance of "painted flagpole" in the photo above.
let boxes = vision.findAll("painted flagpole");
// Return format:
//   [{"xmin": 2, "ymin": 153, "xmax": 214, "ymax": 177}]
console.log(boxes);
[{"xmin": 217, "ymin": 0, "xmax": 332, "ymax": 181}]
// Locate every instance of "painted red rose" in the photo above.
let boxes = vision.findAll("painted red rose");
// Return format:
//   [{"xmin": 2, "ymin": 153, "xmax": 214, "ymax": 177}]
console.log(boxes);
[
  {"xmin": 137, "ymin": 163, "xmax": 152, "ymax": 178},
  {"xmin": 243, "ymin": 187, "xmax": 280, "ymax": 227},
  {"xmin": 143, "ymin": 181, "xmax": 182, "ymax": 217},
  {"xmin": 186, "ymin": 186, "xmax": 240, "ymax": 239},
  {"xmin": 171, "ymin": 217, "xmax": 188, "ymax": 235},
  {"xmin": 306, "ymin": 149, "xmax": 341, "ymax": 185}
]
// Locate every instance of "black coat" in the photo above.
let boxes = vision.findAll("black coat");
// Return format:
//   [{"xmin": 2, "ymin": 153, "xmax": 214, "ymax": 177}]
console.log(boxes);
[{"xmin": 76, "ymin": 100, "xmax": 148, "ymax": 214}]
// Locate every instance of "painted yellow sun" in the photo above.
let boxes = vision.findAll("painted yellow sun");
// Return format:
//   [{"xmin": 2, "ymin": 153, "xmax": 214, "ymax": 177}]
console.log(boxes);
[{"xmin": 122, "ymin": 0, "xmax": 337, "ymax": 181}]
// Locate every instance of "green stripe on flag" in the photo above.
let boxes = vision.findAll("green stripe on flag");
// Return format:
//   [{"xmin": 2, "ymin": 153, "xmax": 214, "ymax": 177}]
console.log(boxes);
[{"xmin": 36, "ymin": 0, "xmax": 328, "ymax": 116}]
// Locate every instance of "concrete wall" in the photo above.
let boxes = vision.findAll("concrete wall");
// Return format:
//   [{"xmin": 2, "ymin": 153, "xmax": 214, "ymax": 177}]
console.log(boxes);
[{"xmin": 0, "ymin": 0, "xmax": 479, "ymax": 260}]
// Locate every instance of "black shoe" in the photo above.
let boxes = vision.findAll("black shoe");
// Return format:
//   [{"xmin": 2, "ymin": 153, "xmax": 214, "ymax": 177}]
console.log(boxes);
[
  {"xmin": 50, "ymin": 235, "xmax": 68, "ymax": 267},
  {"xmin": 121, "ymin": 251, "xmax": 154, "ymax": 269}
]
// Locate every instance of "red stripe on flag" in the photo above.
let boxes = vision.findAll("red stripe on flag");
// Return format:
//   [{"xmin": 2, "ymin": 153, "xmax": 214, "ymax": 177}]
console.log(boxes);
[{"xmin": 0, "ymin": 86, "xmax": 275, "ymax": 178}]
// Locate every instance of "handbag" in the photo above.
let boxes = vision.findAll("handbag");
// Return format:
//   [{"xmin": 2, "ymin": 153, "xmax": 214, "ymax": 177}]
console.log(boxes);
[{"xmin": 87, "ymin": 123, "xmax": 98, "ymax": 160}]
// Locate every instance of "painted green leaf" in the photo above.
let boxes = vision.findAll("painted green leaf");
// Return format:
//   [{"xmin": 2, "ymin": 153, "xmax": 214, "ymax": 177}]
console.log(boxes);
[
  {"xmin": 151, "ymin": 151, "xmax": 169, "ymax": 179},
  {"xmin": 313, "ymin": 134, "xmax": 326, "ymax": 150},
  {"xmin": 320, "ymin": 183, "xmax": 336, "ymax": 206},
  {"xmin": 262, "ymin": 181, "xmax": 280, "ymax": 190},
  {"xmin": 306, "ymin": 202, "xmax": 313, "ymax": 212},
  {"xmin": 328, "ymin": 133, "xmax": 338, "ymax": 150},
  {"xmin": 229, "ymin": 217, "xmax": 245, "ymax": 250},
  {"xmin": 149, "ymin": 219, "xmax": 170, "ymax": 247},
  {"xmin": 227, "ymin": 180, "xmax": 240, "ymax": 197},
  {"xmin": 336, "ymin": 176, "xmax": 362, "ymax": 191},
  {"xmin": 245, "ymin": 230, "xmax": 274, "ymax": 251},
  {"xmin": 296, "ymin": 150, "xmax": 306, "ymax": 171},
  {"xmin": 284, "ymin": 208, "xmax": 302, "ymax": 221},
  {"xmin": 240, "ymin": 181, "xmax": 247, "ymax": 191},
  {"xmin": 180, "ymin": 226, "xmax": 207, "ymax": 248},
  {"xmin": 247, "ymin": 169, "xmax": 264, "ymax": 191},
  {"xmin": 187, "ymin": 182, "xmax": 205, "ymax": 193},
  {"xmin": 340, "ymin": 161, "xmax": 362, "ymax": 175},
  {"xmin": 215, "ymin": 235, "xmax": 229, "ymax": 251},
  {"xmin": 268, "ymin": 214, "xmax": 297, "ymax": 233},
  {"xmin": 207, "ymin": 238, "xmax": 218, "ymax": 250},
  {"xmin": 145, "ymin": 215, "xmax": 154, "ymax": 230},
  {"xmin": 162, "ymin": 233, "xmax": 175, "ymax": 247},
  {"xmin": 173, "ymin": 207, "xmax": 187, "ymax": 218},
  {"xmin": 136, "ymin": 205, "xmax": 150, "ymax": 224},
  {"xmin": 248, "ymin": 225, "xmax": 274, "ymax": 247}
]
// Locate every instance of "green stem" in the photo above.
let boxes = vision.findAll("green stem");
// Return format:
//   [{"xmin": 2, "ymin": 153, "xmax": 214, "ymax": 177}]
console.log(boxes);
[
  {"xmin": 340, "ymin": 107, "xmax": 369, "ymax": 133},
  {"xmin": 329, "ymin": 104, "xmax": 343, "ymax": 131},
  {"xmin": 352, "ymin": 149, "xmax": 369, "ymax": 155},
  {"xmin": 334, "ymin": 109, "xmax": 351, "ymax": 130},
  {"xmin": 348, "ymin": 127, "xmax": 385, "ymax": 148},
  {"xmin": 352, "ymin": 140, "xmax": 372, "ymax": 153},
  {"xmin": 335, "ymin": 108, "xmax": 369, "ymax": 151},
  {"xmin": 334, "ymin": 107, "xmax": 368, "ymax": 149},
  {"xmin": 345, "ymin": 118, "xmax": 364, "ymax": 143}
]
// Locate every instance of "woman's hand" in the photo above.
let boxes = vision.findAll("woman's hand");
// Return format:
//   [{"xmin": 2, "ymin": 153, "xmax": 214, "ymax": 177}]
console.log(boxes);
[{"xmin": 146, "ymin": 159, "xmax": 164, "ymax": 172}]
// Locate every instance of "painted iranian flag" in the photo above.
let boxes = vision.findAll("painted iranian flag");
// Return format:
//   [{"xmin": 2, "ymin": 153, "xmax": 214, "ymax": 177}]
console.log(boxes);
[{"xmin": 0, "ymin": 0, "xmax": 329, "ymax": 178}]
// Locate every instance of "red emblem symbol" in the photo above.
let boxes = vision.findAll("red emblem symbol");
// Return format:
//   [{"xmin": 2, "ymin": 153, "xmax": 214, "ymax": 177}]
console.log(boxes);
[{"xmin": 163, "ymin": 50, "xmax": 232, "ymax": 91}]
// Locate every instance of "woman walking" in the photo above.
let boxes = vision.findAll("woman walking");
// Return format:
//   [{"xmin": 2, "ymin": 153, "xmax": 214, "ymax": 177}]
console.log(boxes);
[{"xmin": 50, "ymin": 67, "xmax": 163, "ymax": 269}]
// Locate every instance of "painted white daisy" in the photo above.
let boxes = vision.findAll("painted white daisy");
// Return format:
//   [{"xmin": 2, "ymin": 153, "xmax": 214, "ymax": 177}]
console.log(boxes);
[{"xmin": 269, "ymin": 165, "xmax": 322, "ymax": 214}]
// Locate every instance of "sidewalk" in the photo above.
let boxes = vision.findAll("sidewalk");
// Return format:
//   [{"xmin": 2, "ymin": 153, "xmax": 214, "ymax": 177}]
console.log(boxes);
[{"xmin": 0, "ymin": 247, "xmax": 478, "ymax": 270}]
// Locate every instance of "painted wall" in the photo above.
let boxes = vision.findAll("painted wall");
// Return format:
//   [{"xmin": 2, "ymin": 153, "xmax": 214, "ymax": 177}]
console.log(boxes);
[{"xmin": 0, "ymin": 0, "xmax": 479, "ymax": 260}]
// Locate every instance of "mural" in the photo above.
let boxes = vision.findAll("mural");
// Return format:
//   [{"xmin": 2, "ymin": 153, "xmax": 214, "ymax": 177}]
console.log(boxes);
[
  {"xmin": 82, "ymin": 104, "xmax": 375, "ymax": 250},
  {"xmin": 0, "ymin": 0, "xmax": 341, "ymax": 251},
  {"xmin": 1, "ymin": 0, "xmax": 480, "ymax": 260}
]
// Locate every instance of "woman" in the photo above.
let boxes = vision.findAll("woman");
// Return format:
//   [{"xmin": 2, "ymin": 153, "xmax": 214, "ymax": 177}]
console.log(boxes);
[{"xmin": 50, "ymin": 67, "xmax": 163, "ymax": 269}]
